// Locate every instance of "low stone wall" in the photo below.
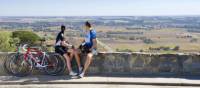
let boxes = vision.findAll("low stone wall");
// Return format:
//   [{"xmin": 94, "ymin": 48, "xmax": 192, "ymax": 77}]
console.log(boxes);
[{"xmin": 1, "ymin": 52, "xmax": 200, "ymax": 76}]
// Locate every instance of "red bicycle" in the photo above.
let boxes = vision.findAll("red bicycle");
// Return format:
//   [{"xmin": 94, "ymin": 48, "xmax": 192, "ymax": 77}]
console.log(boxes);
[{"xmin": 9, "ymin": 44, "xmax": 65, "ymax": 77}]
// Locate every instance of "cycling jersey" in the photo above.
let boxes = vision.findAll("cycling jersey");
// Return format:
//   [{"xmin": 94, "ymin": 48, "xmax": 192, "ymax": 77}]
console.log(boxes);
[
  {"xmin": 55, "ymin": 31, "xmax": 68, "ymax": 55},
  {"xmin": 84, "ymin": 29, "xmax": 96, "ymax": 48},
  {"xmin": 55, "ymin": 31, "xmax": 64, "ymax": 46}
]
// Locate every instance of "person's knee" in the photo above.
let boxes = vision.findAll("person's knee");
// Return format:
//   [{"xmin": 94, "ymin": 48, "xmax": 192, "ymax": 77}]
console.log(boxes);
[
  {"xmin": 63, "ymin": 53, "xmax": 70, "ymax": 59},
  {"xmin": 87, "ymin": 53, "xmax": 93, "ymax": 60},
  {"xmin": 74, "ymin": 49, "xmax": 79, "ymax": 53},
  {"xmin": 73, "ymin": 49, "xmax": 80, "ymax": 56},
  {"xmin": 71, "ymin": 50, "xmax": 76, "ymax": 55}
]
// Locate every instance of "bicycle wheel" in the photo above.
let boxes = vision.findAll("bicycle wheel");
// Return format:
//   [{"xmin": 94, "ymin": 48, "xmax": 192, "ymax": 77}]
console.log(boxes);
[
  {"xmin": 53, "ymin": 53, "xmax": 66, "ymax": 75},
  {"xmin": 9, "ymin": 54, "xmax": 33, "ymax": 77},
  {"xmin": 3, "ymin": 53, "xmax": 16, "ymax": 75},
  {"xmin": 43, "ymin": 54, "xmax": 59, "ymax": 75}
]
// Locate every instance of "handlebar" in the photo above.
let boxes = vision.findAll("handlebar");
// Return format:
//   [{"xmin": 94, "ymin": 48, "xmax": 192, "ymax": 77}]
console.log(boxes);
[
  {"xmin": 16, "ymin": 44, "xmax": 44, "ymax": 53},
  {"xmin": 22, "ymin": 44, "xmax": 28, "ymax": 52},
  {"xmin": 22, "ymin": 44, "xmax": 41, "ymax": 52}
]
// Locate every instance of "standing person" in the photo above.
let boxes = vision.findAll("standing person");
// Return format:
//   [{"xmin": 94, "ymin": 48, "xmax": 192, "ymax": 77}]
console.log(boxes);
[
  {"xmin": 77, "ymin": 21, "xmax": 98, "ymax": 78},
  {"xmin": 54, "ymin": 25, "xmax": 77, "ymax": 76}
]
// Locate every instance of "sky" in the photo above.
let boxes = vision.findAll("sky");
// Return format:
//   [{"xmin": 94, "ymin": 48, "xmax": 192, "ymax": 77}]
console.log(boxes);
[{"xmin": 0, "ymin": 0, "xmax": 200, "ymax": 16}]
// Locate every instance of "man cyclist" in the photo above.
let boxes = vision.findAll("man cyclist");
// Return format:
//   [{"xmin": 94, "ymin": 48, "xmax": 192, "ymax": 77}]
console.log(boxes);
[{"xmin": 55, "ymin": 25, "xmax": 77, "ymax": 76}]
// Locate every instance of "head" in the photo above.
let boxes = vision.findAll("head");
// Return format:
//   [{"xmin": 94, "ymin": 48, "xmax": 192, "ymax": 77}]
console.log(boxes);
[
  {"xmin": 84, "ymin": 21, "xmax": 92, "ymax": 30},
  {"xmin": 61, "ymin": 25, "xmax": 65, "ymax": 32}
]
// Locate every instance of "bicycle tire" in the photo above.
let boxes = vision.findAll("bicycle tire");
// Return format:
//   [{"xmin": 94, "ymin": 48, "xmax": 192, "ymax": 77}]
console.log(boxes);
[
  {"xmin": 3, "ymin": 53, "xmax": 16, "ymax": 75},
  {"xmin": 9, "ymin": 54, "xmax": 33, "ymax": 77},
  {"xmin": 43, "ymin": 54, "xmax": 60, "ymax": 75},
  {"xmin": 51, "ymin": 53, "xmax": 66, "ymax": 76}
]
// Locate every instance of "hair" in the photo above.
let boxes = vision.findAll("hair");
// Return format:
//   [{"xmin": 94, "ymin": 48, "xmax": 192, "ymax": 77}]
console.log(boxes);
[
  {"xmin": 61, "ymin": 25, "xmax": 65, "ymax": 32},
  {"xmin": 61, "ymin": 25, "xmax": 65, "ymax": 30},
  {"xmin": 85, "ymin": 21, "xmax": 91, "ymax": 28}
]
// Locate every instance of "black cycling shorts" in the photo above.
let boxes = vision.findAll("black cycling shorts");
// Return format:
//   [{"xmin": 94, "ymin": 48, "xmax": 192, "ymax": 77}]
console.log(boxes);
[
  {"xmin": 79, "ymin": 45, "xmax": 92, "ymax": 54},
  {"xmin": 55, "ymin": 46, "xmax": 68, "ymax": 55}
]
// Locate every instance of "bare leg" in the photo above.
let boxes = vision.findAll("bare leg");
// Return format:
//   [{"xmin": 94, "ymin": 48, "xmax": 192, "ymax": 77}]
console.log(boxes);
[
  {"xmin": 63, "ymin": 53, "xmax": 72, "ymax": 72},
  {"xmin": 73, "ymin": 49, "xmax": 81, "ymax": 68},
  {"xmin": 69, "ymin": 51, "xmax": 74, "ymax": 60},
  {"xmin": 82, "ymin": 53, "xmax": 93, "ymax": 74}
]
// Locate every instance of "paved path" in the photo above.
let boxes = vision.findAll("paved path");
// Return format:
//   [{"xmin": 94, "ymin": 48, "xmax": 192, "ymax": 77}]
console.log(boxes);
[
  {"xmin": 0, "ymin": 84, "xmax": 200, "ymax": 88},
  {"xmin": 1, "ymin": 75, "xmax": 200, "ymax": 86}
]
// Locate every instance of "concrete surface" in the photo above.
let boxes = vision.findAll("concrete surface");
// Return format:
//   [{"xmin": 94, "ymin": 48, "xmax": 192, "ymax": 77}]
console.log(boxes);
[
  {"xmin": 0, "ymin": 76, "xmax": 200, "ymax": 86},
  {"xmin": 0, "ymin": 84, "xmax": 200, "ymax": 88}
]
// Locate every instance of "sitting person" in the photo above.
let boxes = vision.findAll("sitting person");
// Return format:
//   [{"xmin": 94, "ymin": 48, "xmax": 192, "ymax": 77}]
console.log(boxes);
[
  {"xmin": 55, "ymin": 25, "xmax": 81, "ymax": 76},
  {"xmin": 75, "ymin": 21, "xmax": 98, "ymax": 78}
]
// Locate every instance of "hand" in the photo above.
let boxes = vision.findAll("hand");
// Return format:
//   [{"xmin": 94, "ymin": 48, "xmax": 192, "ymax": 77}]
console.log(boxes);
[{"xmin": 92, "ymin": 48, "xmax": 98, "ymax": 55}]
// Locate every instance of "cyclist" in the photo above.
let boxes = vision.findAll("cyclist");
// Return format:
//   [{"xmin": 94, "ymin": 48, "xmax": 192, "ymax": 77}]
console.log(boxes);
[
  {"xmin": 55, "ymin": 25, "xmax": 78, "ymax": 76},
  {"xmin": 76, "ymin": 21, "xmax": 98, "ymax": 78}
]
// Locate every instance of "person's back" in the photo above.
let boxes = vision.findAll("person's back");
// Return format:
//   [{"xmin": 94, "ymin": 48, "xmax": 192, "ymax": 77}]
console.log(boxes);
[
  {"xmin": 55, "ymin": 31, "xmax": 64, "ymax": 47},
  {"xmin": 54, "ymin": 25, "xmax": 66, "ymax": 55}
]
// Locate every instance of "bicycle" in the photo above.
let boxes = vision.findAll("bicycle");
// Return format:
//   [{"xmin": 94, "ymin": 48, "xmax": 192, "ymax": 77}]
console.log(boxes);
[
  {"xmin": 9, "ymin": 44, "xmax": 66, "ymax": 77},
  {"xmin": 3, "ymin": 43, "xmax": 23, "ymax": 75}
]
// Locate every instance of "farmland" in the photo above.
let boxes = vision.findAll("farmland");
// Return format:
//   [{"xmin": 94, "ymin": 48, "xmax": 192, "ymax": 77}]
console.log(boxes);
[{"xmin": 1, "ymin": 16, "xmax": 200, "ymax": 53}]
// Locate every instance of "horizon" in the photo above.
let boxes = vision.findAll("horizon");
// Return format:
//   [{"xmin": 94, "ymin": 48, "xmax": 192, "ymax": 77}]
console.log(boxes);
[
  {"xmin": 1, "ymin": 15, "xmax": 200, "ymax": 17},
  {"xmin": 1, "ymin": 0, "xmax": 200, "ymax": 16}
]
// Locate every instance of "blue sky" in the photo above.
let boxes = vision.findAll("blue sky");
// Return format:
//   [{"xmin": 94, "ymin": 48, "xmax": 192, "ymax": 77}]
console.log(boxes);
[{"xmin": 0, "ymin": 0, "xmax": 200, "ymax": 16}]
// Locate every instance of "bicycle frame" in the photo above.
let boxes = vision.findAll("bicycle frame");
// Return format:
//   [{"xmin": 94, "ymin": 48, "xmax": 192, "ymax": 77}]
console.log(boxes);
[
  {"xmin": 9, "ymin": 44, "xmax": 63, "ymax": 77},
  {"xmin": 23, "ymin": 47, "xmax": 47, "ymax": 68}
]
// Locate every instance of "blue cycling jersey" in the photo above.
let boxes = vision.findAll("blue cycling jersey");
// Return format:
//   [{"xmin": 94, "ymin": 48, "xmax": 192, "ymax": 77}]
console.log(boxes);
[{"xmin": 84, "ymin": 29, "xmax": 96, "ymax": 48}]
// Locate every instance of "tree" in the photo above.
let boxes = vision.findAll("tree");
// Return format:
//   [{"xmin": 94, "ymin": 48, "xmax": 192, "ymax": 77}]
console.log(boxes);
[
  {"xmin": 129, "ymin": 36, "xmax": 135, "ymax": 40},
  {"xmin": 116, "ymin": 48, "xmax": 132, "ymax": 52},
  {"xmin": 173, "ymin": 46, "xmax": 180, "ymax": 51},
  {"xmin": 12, "ymin": 31, "xmax": 41, "ymax": 45},
  {"xmin": 143, "ymin": 38, "xmax": 154, "ymax": 44},
  {"xmin": 0, "ymin": 31, "xmax": 17, "ymax": 52},
  {"xmin": 190, "ymin": 38, "xmax": 198, "ymax": 43}
]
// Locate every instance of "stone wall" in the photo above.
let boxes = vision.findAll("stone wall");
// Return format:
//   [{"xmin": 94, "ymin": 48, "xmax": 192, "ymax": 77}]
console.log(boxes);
[{"xmin": 1, "ymin": 52, "xmax": 200, "ymax": 76}]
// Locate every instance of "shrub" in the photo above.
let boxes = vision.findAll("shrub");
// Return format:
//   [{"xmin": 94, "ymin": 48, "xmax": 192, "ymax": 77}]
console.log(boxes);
[
  {"xmin": 12, "ymin": 31, "xmax": 41, "ymax": 45},
  {"xmin": 173, "ymin": 46, "xmax": 180, "ymax": 51},
  {"xmin": 143, "ymin": 38, "xmax": 154, "ymax": 44},
  {"xmin": 129, "ymin": 36, "xmax": 135, "ymax": 40},
  {"xmin": 139, "ymin": 49, "xmax": 144, "ymax": 52},
  {"xmin": 162, "ymin": 46, "xmax": 170, "ymax": 51},
  {"xmin": 0, "ymin": 31, "xmax": 17, "ymax": 52},
  {"xmin": 190, "ymin": 38, "xmax": 198, "ymax": 43},
  {"xmin": 116, "ymin": 49, "xmax": 132, "ymax": 52}
]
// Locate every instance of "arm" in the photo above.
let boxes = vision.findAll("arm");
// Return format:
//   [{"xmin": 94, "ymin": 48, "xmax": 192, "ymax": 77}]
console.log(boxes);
[
  {"xmin": 61, "ymin": 40, "xmax": 72, "ymax": 47},
  {"xmin": 61, "ymin": 41, "xmax": 68, "ymax": 47},
  {"xmin": 91, "ymin": 38, "xmax": 97, "ymax": 50},
  {"xmin": 91, "ymin": 30, "xmax": 97, "ymax": 50}
]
